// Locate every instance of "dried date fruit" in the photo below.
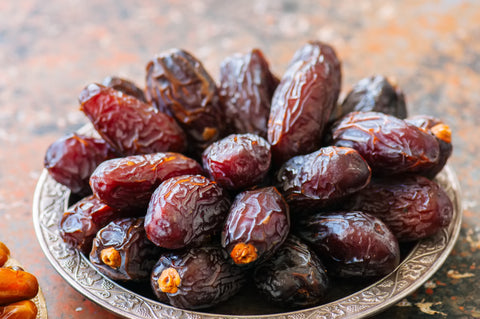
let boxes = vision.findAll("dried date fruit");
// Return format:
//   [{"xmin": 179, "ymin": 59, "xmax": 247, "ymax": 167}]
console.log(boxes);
[
  {"xmin": 102, "ymin": 75, "xmax": 147, "ymax": 102},
  {"xmin": 79, "ymin": 83, "xmax": 186, "ymax": 155},
  {"xmin": 295, "ymin": 211, "xmax": 400, "ymax": 277},
  {"xmin": 0, "ymin": 242, "xmax": 10, "ymax": 267},
  {"xmin": 268, "ymin": 41, "xmax": 341, "ymax": 166},
  {"xmin": 406, "ymin": 115, "xmax": 452, "ymax": 178},
  {"xmin": 90, "ymin": 152, "xmax": 203, "ymax": 210},
  {"xmin": 254, "ymin": 235, "xmax": 329, "ymax": 308},
  {"xmin": 44, "ymin": 133, "xmax": 117, "ymax": 196},
  {"xmin": 221, "ymin": 187, "xmax": 290, "ymax": 266},
  {"xmin": 0, "ymin": 300, "xmax": 38, "ymax": 319},
  {"xmin": 347, "ymin": 175, "xmax": 453, "ymax": 242},
  {"xmin": 202, "ymin": 133, "xmax": 271, "ymax": 190},
  {"xmin": 145, "ymin": 175, "xmax": 231, "ymax": 249},
  {"xmin": 331, "ymin": 75, "xmax": 407, "ymax": 123},
  {"xmin": 145, "ymin": 49, "xmax": 226, "ymax": 155},
  {"xmin": 0, "ymin": 268, "xmax": 39, "ymax": 305},
  {"xmin": 332, "ymin": 111, "xmax": 440, "ymax": 176},
  {"xmin": 59, "ymin": 195, "xmax": 131, "ymax": 254},
  {"xmin": 89, "ymin": 217, "xmax": 161, "ymax": 281},
  {"xmin": 276, "ymin": 146, "xmax": 371, "ymax": 211},
  {"xmin": 150, "ymin": 246, "xmax": 246, "ymax": 310},
  {"xmin": 218, "ymin": 49, "xmax": 279, "ymax": 138}
]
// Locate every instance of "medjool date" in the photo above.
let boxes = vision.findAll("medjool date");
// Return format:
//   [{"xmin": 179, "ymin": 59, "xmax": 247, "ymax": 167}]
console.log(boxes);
[
  {"xmin": 406, "ymin": 115, "xmax": 452, "ymax": 178},
  {"xmin": 332, "ymin": 111, "xmax": 440, "ymax": 176},
  {"xmin": 268, "ymin": 41, "xmax": 341, "ymax": 166},
  {"xmin": 295, "ymin": 211, "xmax": 400, "ymax": 277},
  {"xmin": 145, "ymin": 175, "xmax": 231, "ymax": 249},
  {"xmin": 44, "ymin": 133, "xmax": 117, "ymax": 196},
  {"xmin": 331, "ymin": 75, "xmax": 407, "ymax": 122},
  {"xmin": 202, "ymin": 133, "xmax": 271, "ymax": 190},
  {"xmin": 102, "ymin": 76, "xmax": 147, "ymax": 102},
  {"xmin": 79, "ymin": 83, "xmax": 186, "ymax": 156},
  {"xmin": 145, "ymin": 49, "xmax": 226, "ymax": 155},
  {"xmin": 219, "ymin": 49, "xmax": 279, "ymax": 138},
  {"xmin": 150, "ymin": 246, "xmax": 246, "ymax": 310},
  {"xmin": 0, "ymin": 268, "xmax": 39, "ymax": 305},
  {"xmin": 90, "ymin": 152, "xmax": 203, "ymax": 210},
  {"xmin": 254, "ymin": 235, "xmax": 329, "ymax": 308},
  {"xmin": 221, "ymin": 187, "xmax": 289, "ymax": 266},
  {"xmin": 0, "ymin": 300, "xmax": 38, "ymax": 319},
  {"xmin": 89, "ymin": 217, "xmax": 161, "ymax": 281},
  {"xmin": 347, "ymin": 175, "xmax": 453, "ymax": 242},
  {"xmin": 276, "ymin": 146, "xmax": 371, "ymax": 211}
]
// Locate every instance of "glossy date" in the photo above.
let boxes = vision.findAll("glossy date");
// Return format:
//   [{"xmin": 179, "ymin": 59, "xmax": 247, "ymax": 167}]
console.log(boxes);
[
  {"xmin": 0, "ymin": 268, "xmax": 39, "ymax": 305},
  {"xmin": 79, "ymin": 83, "xmax": 186, "ymax": 156}
]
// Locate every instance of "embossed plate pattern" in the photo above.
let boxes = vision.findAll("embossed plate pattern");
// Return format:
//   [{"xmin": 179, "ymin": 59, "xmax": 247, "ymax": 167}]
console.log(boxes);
[{"xmin": 33, "ymin": 135, "xmax": 462, "ymax": 319}]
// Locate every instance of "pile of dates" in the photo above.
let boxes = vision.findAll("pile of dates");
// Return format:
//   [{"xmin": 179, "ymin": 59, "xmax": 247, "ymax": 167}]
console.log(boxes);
[
  {"xmin": 0, "ymin": 241, "xmax": 39, "ymax": 319},
  {"xmin": 44, "ymin": 41, "xmax": 454, "ymax": 311}
]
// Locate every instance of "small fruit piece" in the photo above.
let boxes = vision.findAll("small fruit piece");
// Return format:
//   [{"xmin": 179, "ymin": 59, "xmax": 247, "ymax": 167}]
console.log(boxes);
[
  {"xmin": 0, "ymin": 242, "xmax": 10, "ymax": 267},
  {"xmin": 157, "ymin": 268, "xmax": 181, "ymax": 294},
  {"xmin": 0, "ymin": 268, "xmax": 39, "ymax": 305},
  {"xmin": 0, "ymin": 300, "xmax": 38, "ymax": 319}
]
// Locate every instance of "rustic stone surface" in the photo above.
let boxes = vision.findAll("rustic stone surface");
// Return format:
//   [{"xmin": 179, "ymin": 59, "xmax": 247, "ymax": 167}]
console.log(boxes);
[{"xmin": 1, "ymin": 0, "xmax": 479, "ymax": 318}]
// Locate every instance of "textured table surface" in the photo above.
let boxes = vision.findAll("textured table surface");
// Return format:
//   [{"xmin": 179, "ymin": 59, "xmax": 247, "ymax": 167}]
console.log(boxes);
[{"xmin": 1, "ymin": 0, "xmax": 479, "ymax": 318}]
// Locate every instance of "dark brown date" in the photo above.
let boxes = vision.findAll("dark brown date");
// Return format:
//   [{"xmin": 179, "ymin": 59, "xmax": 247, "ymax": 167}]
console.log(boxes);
[
  {"xmin": 202, "ymin": 133, "xmax": 271, "ymax": 190},
  {"xmin": 150, "ymin": 246, "xmax": 246, "ymax": 310},
  {"xmin": 332, "ymin": 111, "xmax": 440, "ymax": 176},
  {"xmin": 79, "ymin": 83, "xmax": 186, "ymax": 156},
  {"xmin": 268, "ymin": 41, "xmax": 341, "ymax": 166},
  {"xmin": 90, "ymin": 152, "xmax": 203, "ymax": 210},
  {"xmin": 145, "ymin": 49, "xmax": 226, "ymax": 155},
  {"xmin": 218, "ymin": 49, "xmax": 279, "ymax": 138},
  {"xmin": 0, "ymin": 268, "xmax": 39, "ymax": 305},
  {"xmin": 295, "ymin": 211, "xmax": 400, "ymax": 277},
  {"xmin": 44, "ymin": 133, "xmax": 117, "ymax": 196},
  {"xmin": 254, "ymin": 235, "xmax": 329, "ymax": 308},
  {"xmin": 406, "ymin": 115, "xmax": 452, "ymax": 178},
  {"xmin": 347, "ymin": 175, "xmax": 453, "ymax": 242},
  {"xmin": 60, "ymin": 195, "xmax": 129, "ymax": 254},
  {"xmin": 0, "ymin": 300, "xmax": 38, "ymax": 319},
  {"xmin": 276, "ymin": 146, "xmax": 371, "ymax": 211},
  {"xmin": 89, "ymin": 217, "xmax": 161, "ymax": 281},
  {"xmin": 145, "ymin": 175, "xmax": 231, "ymax": 249},
  {"xmin": 331, "ymin": 75, "xmax": 407, "ymax": 122},
  {"xmin": 221, "ymin": 187, "xmax": 290, "ymax": 266},
  {"xmin": 102, "ymin": 76, "xmax": 147, "ymax": 102}
]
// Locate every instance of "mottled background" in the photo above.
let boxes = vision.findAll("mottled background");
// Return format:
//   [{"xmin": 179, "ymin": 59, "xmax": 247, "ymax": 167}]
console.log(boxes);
[{"xmin": 1, "ymin": 0, "xmax": 479, "ymax": 318}]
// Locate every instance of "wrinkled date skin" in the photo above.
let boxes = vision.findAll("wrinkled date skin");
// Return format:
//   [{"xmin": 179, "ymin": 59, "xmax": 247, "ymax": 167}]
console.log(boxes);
[
  {"xmin": 79, "ymin": 83, "xmax": 186, "ymax": 156},
  {"xmin": 331, "ymin": 75, "xmax": 407, "ymax": 122},
  {"xmin": 0, "ymin": 268, "xmax": 39, "ymax": 305},
  {"xmin": 145, "ymin": 49, "xmax": 226, "ymax": 156},
  {"xmin": 347, "ymin": 175, "xmax": 453, "ymax": 242},
  {"xmin": 268, "ymin": 41, "xmax": 341, "ymax": 166},
  {"xmin": 44, "ymin": 133, "xmax": 117, "ymax": 196},
  {"xmin": 221, "ymin": 187, "xmax": 290, "ymax": 266},
  {"xmin": 90, "ymin": 152, "xmax": 203, "ymax": 210},
  {"xmin": 219, "ymin": 49, "xmax": 279, "ymax": 138},
  {"xmin": 295, "ymin": 211, "xmax": 400, "ymax": 277},
  {"xmin": 332, "ymin": 111, "xmax": 440, "ymax": 176},
  {"xmin": 102, "ymin": 76, "xmax": 147, "ymax": 102},
  {"xmin": 202, "ymin": 133, "xmax": 271, "ymax": 190},
  {"xmin": 406, "ymin": 115, "xmax": 452, "ymax": 178},
  {"xmin": 89, "ymin": 217, "xmax": 162, "ymax": 281},
  {"xmin": 150, "ymin": 246, "xmax": 246, "ymax": 310},
  {"xmin": 254, "ymin": 235, "xmax": 329, "ymax": 308},
  {"xmin": 60, "ymin": 195, "xmax": 129, "ymax": 255},
  {"xmin": 276, "ymin": 146, "xmax": 371, "ymax": 212},
  {"xmin": 0, "ymin": 300, "xmax": 38, "ymax": 319},
  {"xmin": 145, "ymin": 175, "xmax": 231, "ymax": 249}
]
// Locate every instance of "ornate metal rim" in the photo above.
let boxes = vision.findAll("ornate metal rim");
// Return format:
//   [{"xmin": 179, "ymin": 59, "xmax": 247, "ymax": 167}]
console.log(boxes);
[{"xmin": 33, "ymin": 154, "xmax": 462, "ymax": 319}]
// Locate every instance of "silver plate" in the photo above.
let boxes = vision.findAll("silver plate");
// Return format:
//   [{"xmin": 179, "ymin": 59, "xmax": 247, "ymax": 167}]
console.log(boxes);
[{"xmin": 33, "ymin": 133, "xmax": 462, "ymax": 319}]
